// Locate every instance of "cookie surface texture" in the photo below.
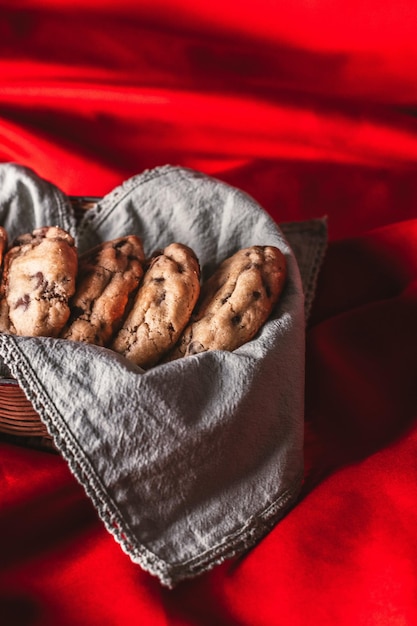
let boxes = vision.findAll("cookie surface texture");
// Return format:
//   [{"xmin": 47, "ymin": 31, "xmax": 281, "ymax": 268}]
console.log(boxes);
[
  {"xmin": 3, "ymin": 226, "xmax": 78, "ymax": 337},
  {"xmin": 62, "ymin": 236, "xmax": 145, "ymax": 346},
  {"xmin": 112, "ymin": 242, "xmax": 201, "ymax": 368},
  {"xmin": 0, "ymin": 226, "xmax": 8, "ymax": 268},
  {"xmin": 169, "ymin": 245, "xmax": 287, "ymax": 359},
  {"xmin": 0, "ymin": 226, "xmax": 9, "ymax": 332}
]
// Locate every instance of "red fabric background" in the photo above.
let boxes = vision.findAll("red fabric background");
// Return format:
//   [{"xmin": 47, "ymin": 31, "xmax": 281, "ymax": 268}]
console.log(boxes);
[{"xmin": 1, "ymin": 3, "xmax": 417, "ymax": 625}]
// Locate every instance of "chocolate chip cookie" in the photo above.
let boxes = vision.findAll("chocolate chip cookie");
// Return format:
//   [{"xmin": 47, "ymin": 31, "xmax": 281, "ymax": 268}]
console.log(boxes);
[
  {"xmin": 167, "ymin": 245, "xmax": 287, "ymax": 359},
  {"xmin": 0, "ymin": 226, "xmax": 9, "ymax": 332},
  {"xmin": 111, "ymin": 242, "xmax": 201, "ymax": 369},
  {"xmin": 2, "ymin": 226, "xmax": 78, "ymax": 337},
  {"xmin": 62, "ymin": 235, "xmax": 145, "ymax": 346},
  {"xmin": 0, "ymin": 226, "xmax": 8, "ymax": 269}
]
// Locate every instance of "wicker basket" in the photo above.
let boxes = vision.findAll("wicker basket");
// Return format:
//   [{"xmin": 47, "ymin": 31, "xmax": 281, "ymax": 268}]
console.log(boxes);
[{"xmin": 0, "ymin": 197, "xmax": 99, "ymax": 449}]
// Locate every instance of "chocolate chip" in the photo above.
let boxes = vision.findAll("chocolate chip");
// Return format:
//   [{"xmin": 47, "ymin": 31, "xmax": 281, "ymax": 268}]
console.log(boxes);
[
  {"xmin": 32, "ymin": 271, "xmax": 46, "ymax": 289},
  {"xmin": 167, "ymin": 321, "xmax": 175, "ymax": 340},
  {"xmin": 221, "ymin": 293, "xmax": 232, "ymax": 305},
  {"xmin": 113, "ymin": 240, "xmax": 128, "ymax": 250},
  {"xmin": 187, "ymin": 340, "xmax": 205, "ymax": 355},
  {"xmin": 15, "ymin": 294, "xmax": 31, "ymax": 311},
  {"xmin": 155, "ymin": 291, "xmax": 166, "ymax": 306}
]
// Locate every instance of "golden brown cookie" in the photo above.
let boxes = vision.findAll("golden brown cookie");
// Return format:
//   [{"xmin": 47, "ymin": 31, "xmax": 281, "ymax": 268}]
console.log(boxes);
[
  {"xmin": 62, "ymin": 235, "xmax": 145, "ymax": 346},
  {"xmin": 0, "ymin": 226, "xmax": 9, "ymax": 333},
  {"xmin": 167, "ymin": 245, "xmax": 287, "ymax": 359},
  {"xmin": 2, "ymin": 226, "xmax": 78, "ymax": 337},
  {"xmin": 0, "ymin": 226, "xmax": 8, "ymax": 268},
  {"xmin": 112, "ymin": 242, "xmax": 201, "ymax": 369}
]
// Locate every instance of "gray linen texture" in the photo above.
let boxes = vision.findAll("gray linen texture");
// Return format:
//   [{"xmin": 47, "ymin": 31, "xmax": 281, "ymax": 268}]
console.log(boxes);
[{"xmin": 0, "ymin": 163, "xmax": 327, "ymax": 586}]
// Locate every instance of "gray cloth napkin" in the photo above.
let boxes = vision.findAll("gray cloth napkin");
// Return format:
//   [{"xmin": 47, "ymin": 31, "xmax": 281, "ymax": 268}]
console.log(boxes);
[{"xmin": 0, "ymin": 163, "xmax": 327, "ymax": 586}]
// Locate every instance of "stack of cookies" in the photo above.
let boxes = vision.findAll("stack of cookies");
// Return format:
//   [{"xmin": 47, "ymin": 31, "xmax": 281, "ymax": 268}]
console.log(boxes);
[{"xmin": 0, "ymin": 225, "xmax": 287, "ymax": 369}]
